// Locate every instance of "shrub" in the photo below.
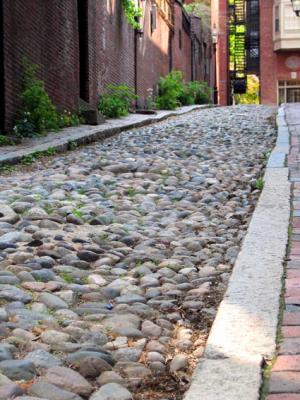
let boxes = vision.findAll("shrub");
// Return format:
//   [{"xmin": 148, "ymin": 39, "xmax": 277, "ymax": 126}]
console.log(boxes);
[
  {"xmin": 13, "ymin": 59, "xmax": 82, "ymax": 138},
  {"xmin": 0, "ymin": 135, "xmax": 15, "ymax": 146},
  {"xmin": 156, "ymin": 71, "xmax": 212, "ymax": 109},
  {"xmin": 156, "ymin": 71, "xmax": 184, "ymax": 110},
  {"xmin": 14, "ymin": 59, "xmax": 61, "ymax": 137},
  {"xmin": 193, "ymin": 81, "xmax": 212, "ymax": 104},
  {"xmin": 58, "ymin": 109, "xmax": 84, "ymax": 128},
  {"xmin": 98, "ymin": 84, "xmax": 137, "ymax": 118},
  {"xmin": 179, "ymin": 82, "xmax": 198, "ymax": 106}
]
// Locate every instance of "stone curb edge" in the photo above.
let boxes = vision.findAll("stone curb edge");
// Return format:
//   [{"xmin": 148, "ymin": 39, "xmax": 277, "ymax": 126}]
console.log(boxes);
[
  {"xmin": 0, "ymin": 105, "xmax": 212, "ymax": 166},
  {"xmin": 183, "ymin": 105, "xmax": 291, "ymax": 400}
]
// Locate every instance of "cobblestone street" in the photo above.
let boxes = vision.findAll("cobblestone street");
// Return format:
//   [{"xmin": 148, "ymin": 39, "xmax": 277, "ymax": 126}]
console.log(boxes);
[{"xmin": 0, "ymin": 106, "xmax": 276, "ymax": 400}]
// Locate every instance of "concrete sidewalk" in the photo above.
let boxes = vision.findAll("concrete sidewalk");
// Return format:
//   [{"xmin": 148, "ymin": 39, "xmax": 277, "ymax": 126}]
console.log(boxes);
[
  {"xmin": 184, "ymin": 103, "xmax": 296, "ymax": 400},
  {"xmin": 0, "ymin": 105, "xmax": 209, "ymax": 166}
]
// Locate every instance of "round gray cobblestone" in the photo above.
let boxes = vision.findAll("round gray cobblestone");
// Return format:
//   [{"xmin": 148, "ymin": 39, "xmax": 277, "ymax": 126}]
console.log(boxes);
[{"xmin": 0, "ymin": 106, "xmax": 276, "ymax": 398}]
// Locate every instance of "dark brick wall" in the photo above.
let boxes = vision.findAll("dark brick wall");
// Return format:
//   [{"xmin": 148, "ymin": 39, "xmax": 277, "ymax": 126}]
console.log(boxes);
[
  {"xmin": 1, "ymin": 0, "xmax": 213, "ymax": 130},
  {"xmin": 191, "ymin": 16, "xmax": 213, "ymax": 85},
  {"xmin": 172, "ymin": 2, "xmax": 192, "ymax": 82},
  {"xmin": 3, "ymin": 0, "xmax": 79, "ymax": 131}
]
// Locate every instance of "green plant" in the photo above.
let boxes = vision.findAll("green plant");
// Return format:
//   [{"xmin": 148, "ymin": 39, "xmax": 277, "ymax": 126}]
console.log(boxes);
[
  {"xmin": 68, "ymin": 140, "xmax": 77, "ymax": 151},
  {"xmin": 184, "ymin": 1, "xmax": 211, "ymax": 28},
  {"xmin": 72, "ymin": 209, "xmax": 84, "ymax": 218},
  {"xmin": 126, "ymin": 187, "xmax": 138, "ymax": 197},
  {"xmin": 179, "ymin": 81, "xmax": 212, "ymax": 105},
  {"xmin": 0, "ymin": 164, "xmax": 16, "ymax": 174},
  {"xmin": 43, "ymin": 147, "xmax": 56, "ymax": 156},
  {"xmin": 21, "ymin": 147, "xmax": 57, "ymax": 165},
  {"xmin": 156, "ymin": 72, "xmax": 212, "ymax": 109},
  {"xmin": 255, "ymin": 177, "xmax": 264, "ymax": 191},
  {"xmin": 156, "ymin": 71, "xmax": 185, "ymax": 110},
  {"xmin": 0, "ymin": 135, "xmax": 15, "ymax": 146},
  {"xmin": 99, "ymin": 84, "xmax": 137, "ymax": 118},
  {"xmin": 194, "ymin": 81, "xmax": 212, "ymax": 104},
  {"xmin": 59, "ymin": 109, "xmax": 83, "ymax": 128},
  {"xmin": 14, "ymin": 59, "xmax": 61, "ymax": 138},
  {"xmin": 59, "ymin": 272, "xmax": 75, "ymax": 284},
  {"xmin": 21, "ymin": 154, "xmax": 36, "ymax": 165},
  {"xmin": 179, "ymin": 83, "xmax": 196, "ymax": 106},
  {"xmin": 121, "ymin": 0, "xmax": 143, "ymax": 30}
]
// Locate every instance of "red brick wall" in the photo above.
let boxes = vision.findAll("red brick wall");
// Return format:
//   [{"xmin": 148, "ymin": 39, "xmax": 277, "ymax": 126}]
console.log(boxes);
[
  {"xmin": 3, "ymin": 0, "xmax": 79, "ymax": 131},
  {"xmin": 211, "ymin": 0, "xmax": 229, "ymax": 105},
  {"xmin": 1, "ymin": 0, "xmax": 211, "ymax": 130},
  {"xmin": 260, "ymin": 0, "xmax": 300, "ymax": 105},
  {"xmin": 136, "ymin": 0, "xmax": 171, "ymax": 107},
  {"xmin": 276, "ymin": 52, "xmax": 300, "ymax": 80},
  {"xmin": 260, "ymin": 0, "xmax": 278, "ymax": 105},
  {"xmin": 172, "ymin": 2, "xmax": 192, "ymax": 82},
  {"xmin": 87, "ymin": 0, "xmax": 135, "ymax": 106}
]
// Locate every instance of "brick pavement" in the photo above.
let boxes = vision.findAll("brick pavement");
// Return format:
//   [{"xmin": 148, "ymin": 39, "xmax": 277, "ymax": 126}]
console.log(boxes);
[{"xmin": 267, "ymin": 103, "xmax": 300, "ymax": 400}]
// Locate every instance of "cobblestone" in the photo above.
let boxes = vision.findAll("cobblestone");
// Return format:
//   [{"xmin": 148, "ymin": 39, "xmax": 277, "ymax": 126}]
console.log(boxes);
[{"xmin": 0, "ymin": 106, "xmax": 276, "ymax": 399}]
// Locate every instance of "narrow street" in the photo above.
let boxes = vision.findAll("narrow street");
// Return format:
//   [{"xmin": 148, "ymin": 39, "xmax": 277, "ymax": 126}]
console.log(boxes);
[{"xmin": 0, "ymin": 106, "xmax": 276, "ymax": 400}]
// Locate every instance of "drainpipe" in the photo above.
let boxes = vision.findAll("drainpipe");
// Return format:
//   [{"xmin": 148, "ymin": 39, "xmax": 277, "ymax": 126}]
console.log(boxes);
[{"xmin": 0, "ymin": 0, "xmax": 5, "ymax": 133}]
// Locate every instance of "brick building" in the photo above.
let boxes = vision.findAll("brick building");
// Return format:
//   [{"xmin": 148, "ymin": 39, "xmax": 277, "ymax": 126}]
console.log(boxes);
[
  {"xmin": 211, "ymin": 0, "xmax": 300, "ymax": 106},
  {"xmin": 0, "ymin": 0, "xmax": 213, "ymax": 132}
]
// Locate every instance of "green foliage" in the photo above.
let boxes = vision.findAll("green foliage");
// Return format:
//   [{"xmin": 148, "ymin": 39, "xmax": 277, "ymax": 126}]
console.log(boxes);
[
  {"xmin": 234, "ymin": 75, "xmax": 260, "ymax": 105},
  {"xmin": 0, "ymin": 164, "xmax": 16, "ymax": 174},
  {"xmin": 72, "ymin": 209, "xmax": 84, "ymax": 218},
  {"xmin": 179, "ymin": 83, "xmax": 196, "ymax": 106},
  {"xmin": 156, "ymin": 71, "xmax": 212, "ymax": 110},
  {"xmin": 68, "ymin": 140, "xmax": 78, "ymax": 151},
  {"xmin": 14, "ymin": 59, "xmax": 82, "ymax": 138},
  {"xmin": 125, "ymin": 187, "xmax": 138, "ymax": 197},
  {"xmin": 121, "ymin": 0, "xmax": 143, "ymax": 30},
  {"xmin": 14, "ymin": 59, "xmax": 61, "ymax": 138},
  {"xmin": 255, "ymin": 177, "xmax": 264, "ymax": 191},
  {"xmin": 0, "ymin": 135, "xmax": 15, "ymax": 146},
  {"xmin": 59, "ymin": 272, "xmax": 75, "ymax": 284},
  {"xmin": 59, "ymin": 109, "xmax": 84, "ymax": 128},
  {"xmin": 180, "ymin": 81, "xmax": 212, "ymax": 106},
  {"xmin": 156, "ymin": 71, "xmax": 184, "ymax": 110},
  {"xmin": 184, "ymin": 1, "xmax": 211, "ymax": 28},
  {"xmin": 21, "ymin": 147, "xmax": 57, "ymax": 165},
  {"xmin": 98, "ymin": 84, "xmax": 137, "ymax": 118}
]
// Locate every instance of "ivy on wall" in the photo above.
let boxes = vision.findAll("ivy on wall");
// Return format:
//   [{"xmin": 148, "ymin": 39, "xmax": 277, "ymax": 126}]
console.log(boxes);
[{"xmin": 121, "ymin": 0, "xmax": 143, "ymax": 30}]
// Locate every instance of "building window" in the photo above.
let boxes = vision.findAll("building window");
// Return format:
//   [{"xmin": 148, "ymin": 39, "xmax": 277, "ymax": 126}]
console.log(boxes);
[
  {"xmin": 179, "ymin": 29, "xmax": 182, "ymax": 49},
  {"xmin": 278, "ymin": 81, "xmax": 300, "ymax": 104},
  {"xmin": 151, "ymin": 5, "xmax": 157, "ymax": 34},
  {"xmin": 275, "ymin": 6, "xmax": 280, "ymax": 33}
]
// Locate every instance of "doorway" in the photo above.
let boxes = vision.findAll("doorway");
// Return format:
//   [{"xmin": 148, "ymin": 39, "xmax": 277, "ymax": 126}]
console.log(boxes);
[{"xmin": 78, "ymin": 0, "xmax": 89, "ymax": 102}]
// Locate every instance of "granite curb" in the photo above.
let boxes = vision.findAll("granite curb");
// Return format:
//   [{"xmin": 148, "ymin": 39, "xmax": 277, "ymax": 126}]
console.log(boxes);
[
  {"xmin": 184, "ymin": 105, "xmax": 291, "ymax": 400},
  {"xmin": 0, "ymin": 105, "xmax": 211, "ymax": 166}
]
